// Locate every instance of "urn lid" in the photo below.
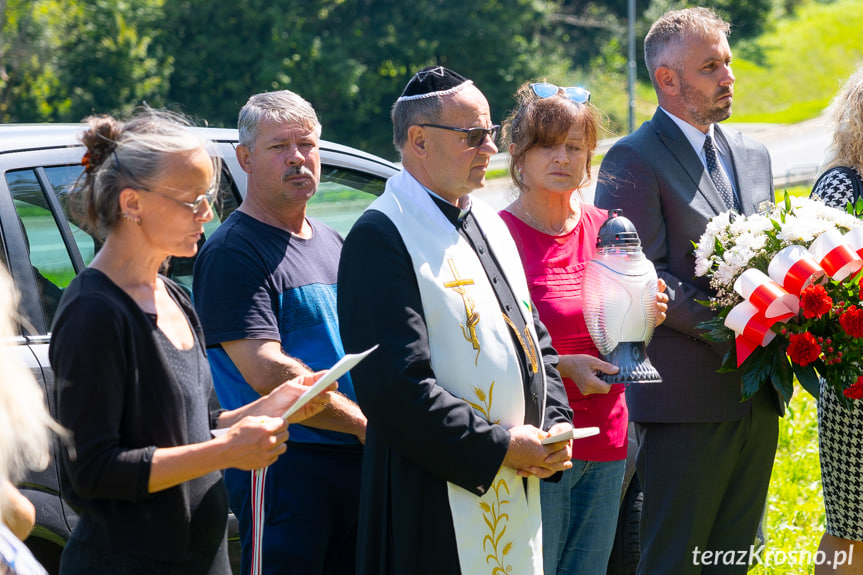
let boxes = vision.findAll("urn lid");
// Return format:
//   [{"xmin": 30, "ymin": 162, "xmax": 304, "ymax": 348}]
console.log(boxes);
[{"xmin": 596, "ymin": 209, "xmax": 641, "ymax": 248}]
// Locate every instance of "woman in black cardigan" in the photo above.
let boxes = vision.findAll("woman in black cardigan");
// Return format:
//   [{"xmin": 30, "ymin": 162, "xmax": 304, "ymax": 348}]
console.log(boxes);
[{"xmin": 49, "ymin": 110, "xmax": 331, "ymax": 575}]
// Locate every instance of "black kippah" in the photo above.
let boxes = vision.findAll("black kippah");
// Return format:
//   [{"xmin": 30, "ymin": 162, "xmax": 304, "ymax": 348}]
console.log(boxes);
[{"xmin": 396, "ymin": 66, "xmax": 473, "ymax": 102}]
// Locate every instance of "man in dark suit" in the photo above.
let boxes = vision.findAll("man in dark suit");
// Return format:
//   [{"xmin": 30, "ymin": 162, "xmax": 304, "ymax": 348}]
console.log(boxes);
[{"xmin": 595, "ymin": 7, "xmax": 781, "ymax": 574}]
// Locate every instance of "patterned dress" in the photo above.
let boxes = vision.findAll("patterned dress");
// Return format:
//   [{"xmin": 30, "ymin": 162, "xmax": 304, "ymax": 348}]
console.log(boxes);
[{"xmin": 812, "ymin": 165, "xmax": 863, "ymax": 540}]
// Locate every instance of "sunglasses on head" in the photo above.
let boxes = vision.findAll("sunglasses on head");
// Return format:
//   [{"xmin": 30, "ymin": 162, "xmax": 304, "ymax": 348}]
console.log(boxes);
[
  {"xmin": 419, "ymin": 123, "xmax": 501, "ymax": 148},
  {"xmin": 530, "ymin": 83, "xmax": 591, "ymax": 104}
]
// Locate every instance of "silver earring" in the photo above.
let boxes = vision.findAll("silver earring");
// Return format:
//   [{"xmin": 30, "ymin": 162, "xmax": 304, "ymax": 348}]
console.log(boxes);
[{"xmin": 122, "ymin": 211, "xmax": 142, "ymax": 226}]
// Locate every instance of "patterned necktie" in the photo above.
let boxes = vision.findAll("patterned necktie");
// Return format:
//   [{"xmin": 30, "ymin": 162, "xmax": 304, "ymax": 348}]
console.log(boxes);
[{"xmin": 704, "ymin": 133, "xmax": 738, "ymax": 212}]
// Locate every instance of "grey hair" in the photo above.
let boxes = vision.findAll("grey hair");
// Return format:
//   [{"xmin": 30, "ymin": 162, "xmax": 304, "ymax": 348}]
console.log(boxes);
[
  {"xmin": 76, "ymin": 108, "xmax": 218, "ymax": 239},
  {"xmin": 238, "ymin": 90, "xmax": 322, "ymax": 149},
  {"xmin": 644, "ymin": 7, "xmax": 730, "ymax": 92},
  {"xmin": 391, "ymin": 95, "xmax": 444, "ymax": 157},
  {"xmin": 0, "ymin": 264, "xmax": 64, "ymax": 522}
]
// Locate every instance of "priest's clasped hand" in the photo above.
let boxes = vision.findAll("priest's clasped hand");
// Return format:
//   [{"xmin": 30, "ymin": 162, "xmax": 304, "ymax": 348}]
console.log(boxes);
[{"xmin": 502, "ymin": 423, "xmax": 574, "ymax": 478}]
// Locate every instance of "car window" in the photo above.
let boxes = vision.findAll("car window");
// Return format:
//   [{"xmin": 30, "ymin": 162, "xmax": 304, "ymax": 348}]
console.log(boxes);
[
  {"xmin": 307, "ymin": 166, "xmax": 386, "ymax": 237},
  {"xmin": 4, "ymin": 154, "xmax": 386, "ymax": 333},
  {"xmin": 8, "ymin": 169, "xmax": 76, "ymax": 328},
  {"xmin": 166, "ymin": 168, "xmax": 239, "ymax": 293},
  {"xmin": 44, "ymin": 165, "xmax": 98, "ymax": 267}
]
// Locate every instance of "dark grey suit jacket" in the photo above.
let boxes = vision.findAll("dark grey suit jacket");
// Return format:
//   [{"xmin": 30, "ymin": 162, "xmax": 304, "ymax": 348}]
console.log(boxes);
[{"xmin": 595, "ymin": 107, "xmax": 781, "ymax": 423}]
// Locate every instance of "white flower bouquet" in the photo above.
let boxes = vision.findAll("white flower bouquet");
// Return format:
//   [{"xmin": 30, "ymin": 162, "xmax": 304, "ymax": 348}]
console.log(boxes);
[{"xmin": 694, "ymin": 195, "xmax": 863, "ymax": 408}]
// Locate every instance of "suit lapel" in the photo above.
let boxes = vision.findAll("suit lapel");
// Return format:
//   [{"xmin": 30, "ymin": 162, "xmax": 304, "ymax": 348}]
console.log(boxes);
[
  {"xmin": 650, "ymin": 109, "xmax": 729, "ymax": 215},
  {"xmin": 715, "ymin": 125, "xmax": 761, "ymax": 216}
]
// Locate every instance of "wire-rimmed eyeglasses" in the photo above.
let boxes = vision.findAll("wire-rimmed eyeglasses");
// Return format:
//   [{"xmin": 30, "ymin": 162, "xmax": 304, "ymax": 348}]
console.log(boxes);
[
  {"xmin": 141, "ymin": 186, "xmax": 218, "ymax": 215},
  {"xmin": 418, "ymin": 123, "xmax": 501, "ymax": 148}
]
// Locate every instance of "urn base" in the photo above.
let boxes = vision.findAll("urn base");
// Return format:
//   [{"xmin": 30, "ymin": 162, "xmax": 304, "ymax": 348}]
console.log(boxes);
[{"xmin": 600, "ymin": 342, "xmax": 662, "ymax": 385}]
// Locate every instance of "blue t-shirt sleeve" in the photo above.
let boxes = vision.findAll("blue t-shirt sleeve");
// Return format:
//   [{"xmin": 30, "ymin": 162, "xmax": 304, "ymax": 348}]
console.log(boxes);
[{"xmin": 193, "ymin": 228, "xmax": 281, "ymax": 345}]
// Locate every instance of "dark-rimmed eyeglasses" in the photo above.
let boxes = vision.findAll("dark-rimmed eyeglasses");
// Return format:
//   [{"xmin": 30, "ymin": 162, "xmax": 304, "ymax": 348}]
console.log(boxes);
[
  {"xmin": 418, "ymin": 124, "xmax": 501, "ymax": 148},
  {"xmin": 142, "ymin": 186, "xmax": 218, "ymax": 215},
  {"xmin": 530, "ymin": 83, "xmax": 591, "ymax": 104}
]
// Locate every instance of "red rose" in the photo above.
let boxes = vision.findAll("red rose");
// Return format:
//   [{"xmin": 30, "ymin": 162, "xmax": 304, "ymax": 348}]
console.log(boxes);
[
  {"xmin": 844, "ymin": 376, "xmax": 863, "ymax": 400},
  {"xmin": 799, "ymin": 284, "xmax": 832, "ymax": 319},
  {"xmin": 840, "ymin": 305, "xmax": 863, "ymax": 338},
  {"xmin": 786, "ymin": 332, "xmax": 821, "ymax": 366}
]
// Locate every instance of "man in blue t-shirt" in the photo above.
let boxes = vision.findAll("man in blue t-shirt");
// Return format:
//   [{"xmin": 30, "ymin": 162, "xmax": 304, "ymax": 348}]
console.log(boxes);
[{"xmin": 193, "ymin": 90, "xmax": 366, "ymax": 575}]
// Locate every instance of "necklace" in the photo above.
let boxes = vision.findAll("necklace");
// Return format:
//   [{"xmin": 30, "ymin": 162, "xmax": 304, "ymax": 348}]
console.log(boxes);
[{"xmin": 517, "ymin": 197, "xmax": 576, "ymax": 236}]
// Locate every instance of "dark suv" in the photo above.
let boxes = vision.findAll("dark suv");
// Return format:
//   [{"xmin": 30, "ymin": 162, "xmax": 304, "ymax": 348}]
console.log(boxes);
[{"xmin": 0, "ymin": 124, "xmax": 397, "ymax": 573}]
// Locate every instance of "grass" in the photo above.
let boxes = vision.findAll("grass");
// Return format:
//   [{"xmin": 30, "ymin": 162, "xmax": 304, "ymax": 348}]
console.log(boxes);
[
  {"xmin": 568, "ymin": 0, "xmax": 863, "ymax": 133},
  {"xmin": 751, "ymin": 389, "xmax": 823, "ymax": 575},
  {"xmin": 733, "ymin": 0, "xmax": 863, "ymax": 124}
]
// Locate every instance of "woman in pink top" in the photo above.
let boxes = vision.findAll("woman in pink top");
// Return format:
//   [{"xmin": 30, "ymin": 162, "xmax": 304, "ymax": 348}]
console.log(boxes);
[{"xmin": 499, "ymin": 82, "xmax": 667, "ymax": 575}]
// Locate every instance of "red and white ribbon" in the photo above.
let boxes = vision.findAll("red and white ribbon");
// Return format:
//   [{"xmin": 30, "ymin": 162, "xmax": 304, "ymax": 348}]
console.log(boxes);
[
  {"xmin": 724, "ymin": 300, "xmax": 780, "ymax": 366},
  {"xmin": 767, "ymin": 245, "xmax": 825, "ymax": 296},
  {"xmin": 843, "ymin": 227, "xmax": 863, "ymax": 257},
  {"xmin": 250, "ymin": 467, "xmax": 268, "ymax": 575},
  {"xmin": 809, "ymin": 229, "xmax": 863, "ymax": 281},
  {"xmin": 724, "ymin": 231, "xmax": 863, "ymax": 365},
  {"xmin": 733, "ymin": 269, "xmax": 799, "ymax": 319}
]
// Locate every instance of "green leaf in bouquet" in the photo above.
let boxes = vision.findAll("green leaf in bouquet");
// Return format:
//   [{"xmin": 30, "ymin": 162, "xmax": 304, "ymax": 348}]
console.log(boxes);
[
  {"xmin": 717, "ymin": 342, "xmax": 738, "ymax": 373},
  {"xmin": 740, "ymin": 338, "xmax": 794, "ymax": 406},
  {"xmin": 845, "ymin": 196, "xmax": 863, "ymax": 219},
  {"xmin": 696, "ymin": 316, "xmax": 734, "ymax": 342},
  {"xmin": 793, "ymin": 362, "xmax": 820, "ymax": 399},
  {"xmin": 741, "ymin": 347, "xmax": 772, "ymax": 401},
  {"xmin": 771, "ymin": 349, "xmax": 795, "ymax": 407},
  {"xmin": 713, "ymin": 236, "xmax": 724, "ymax": 257}
]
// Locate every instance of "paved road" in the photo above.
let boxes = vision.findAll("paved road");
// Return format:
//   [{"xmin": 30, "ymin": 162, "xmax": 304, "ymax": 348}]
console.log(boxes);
[{"xmin": 476, "ymin": 111, "xmax": 833, "ymax": 210}]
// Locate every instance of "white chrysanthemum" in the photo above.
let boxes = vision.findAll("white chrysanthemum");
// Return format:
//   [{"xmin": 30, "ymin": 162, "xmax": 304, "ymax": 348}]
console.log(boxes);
[
  {"xmin": 704, "ymin": 211, "xmax": 733, "ymax": 236},
  {"xmin": 778, "ymin": 214, "xmax": 830, "ymax": 244},
  {"xmin": 729, "ymin": 213, "xmax": 771, "ymax": 236},
  {"xmin": 714, "ymin": 266, "xmax": 738, "ymax": 288},
  {"xmin": 724, "ymin": 243, "xmax": 758, "ymax": 269},
  {"xmin": 734, "ymin": 231, "xmax": 768, "ymax": 253}
]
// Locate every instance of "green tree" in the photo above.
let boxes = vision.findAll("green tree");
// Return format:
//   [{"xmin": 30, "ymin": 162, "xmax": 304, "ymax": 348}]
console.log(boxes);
[
  {"xmin": 0, "ymin": 0, "xmax": 170, "ymax": 123},
  {"xmin": 0, "ymin": 0, "xmax": 67, "ymax": 122},
  {"xmin": 54, "ymin": 0, "xmax": 171, "ymax": 121},
  {"xmin": 161, "ymin": 0, "xmax": 289, "ymax": 125},
  {"xmin": 163, "ymin": 0, "xmax": 570, "ymax": 159}
]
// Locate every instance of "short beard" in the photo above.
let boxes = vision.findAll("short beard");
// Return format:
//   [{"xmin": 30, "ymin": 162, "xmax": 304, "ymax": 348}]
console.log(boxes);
[{"xmin": 680, "ymin": 80, "xmax": 733, "ymax": 126}]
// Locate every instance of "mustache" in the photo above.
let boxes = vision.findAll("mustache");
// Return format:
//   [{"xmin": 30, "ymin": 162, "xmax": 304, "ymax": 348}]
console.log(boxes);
[{"xmin": 282, "ymin": 165, "xmax": 315, "ymax": 181}]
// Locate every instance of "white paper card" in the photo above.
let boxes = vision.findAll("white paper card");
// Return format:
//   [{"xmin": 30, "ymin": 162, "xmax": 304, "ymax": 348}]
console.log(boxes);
[
  {"xmin": 211, "ymin": 344, "xmax": 378, "ymax": 437},
  {"xmin": 280, "ymin": 344, "xmax": 378, "ymax": 420},
  {"xmin": 541, "ymin": 426, "xmax": 600, "ymax": 444}
]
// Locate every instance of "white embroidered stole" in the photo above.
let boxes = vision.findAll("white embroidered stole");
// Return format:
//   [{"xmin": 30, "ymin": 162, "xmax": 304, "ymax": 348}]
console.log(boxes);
[{"xmin": 370, "ymin": 170, "xmax": 545, "ymax": 575}]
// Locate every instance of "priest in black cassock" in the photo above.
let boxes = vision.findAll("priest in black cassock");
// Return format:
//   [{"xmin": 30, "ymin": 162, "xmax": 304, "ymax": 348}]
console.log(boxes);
[{"xmin": 337, "ymin": 66, "xmax": 575, "ymax": 575}]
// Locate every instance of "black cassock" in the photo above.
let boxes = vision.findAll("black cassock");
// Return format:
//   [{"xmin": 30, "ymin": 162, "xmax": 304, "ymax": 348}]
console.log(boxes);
[{"xmin": 337, "ymin": 194, "xmax": 573, "ymax": 575}]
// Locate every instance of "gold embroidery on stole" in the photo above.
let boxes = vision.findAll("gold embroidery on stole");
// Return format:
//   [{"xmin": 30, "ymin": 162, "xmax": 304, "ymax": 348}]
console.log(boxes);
[
  {"xmin": 443, "ymin": 258, "xmax": 481, "ymax": 364},
  {"xmin": 501, "ymin": 314, "xmax": 539, "ymax": 374},
  {"xmin": 480, "ymin": 478, "xmax": 514, "ymax": 574},
  {"xmin": 464, "ymin": 380, "xmax": 501, "ymax": 425}
]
